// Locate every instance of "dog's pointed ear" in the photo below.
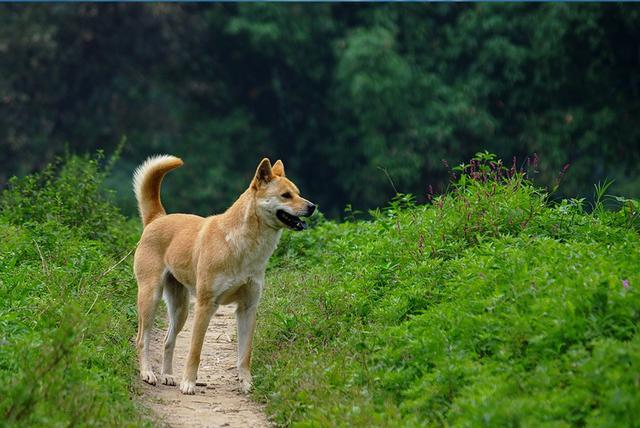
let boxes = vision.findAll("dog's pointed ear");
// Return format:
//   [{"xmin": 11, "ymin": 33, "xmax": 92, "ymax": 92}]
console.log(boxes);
[
  {"xmin": 272, "ymin": 160, "xmax": 285, "ymax": 177},
  {"xmin": 252, "ymin": 158, "xmax": 273, "ymax": 189}
]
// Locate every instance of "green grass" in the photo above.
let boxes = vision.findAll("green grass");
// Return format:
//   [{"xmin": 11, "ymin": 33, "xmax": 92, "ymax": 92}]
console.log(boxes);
[
  {"xmin": 0, "ymin": 155, "xmax": 149, "ymax": 427},
  {"xmin": 255, "ymin": 159, "xmax": 640, "ymax": 427}
]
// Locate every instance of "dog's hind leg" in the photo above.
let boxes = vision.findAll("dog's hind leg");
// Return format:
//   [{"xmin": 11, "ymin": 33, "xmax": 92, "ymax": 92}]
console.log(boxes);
[
  {"xmin": 135, "ymin": 256, "xmax": 165, "ymax": 386},
  {"xmin": 160, "ymin": 272, "xmax": 189, "ymax": 386}
]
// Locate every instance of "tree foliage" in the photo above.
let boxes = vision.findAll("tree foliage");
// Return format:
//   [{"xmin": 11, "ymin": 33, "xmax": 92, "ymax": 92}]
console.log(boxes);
[{"xmin": 1, "ymin": 4, "xmax": 639, "ymax": 216}]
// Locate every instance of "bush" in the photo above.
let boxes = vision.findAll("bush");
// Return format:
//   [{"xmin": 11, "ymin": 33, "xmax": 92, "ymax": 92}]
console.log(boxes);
[
  {"xmin": 0, "ymin": 154, "xmax": 147, "ymax": 426},
  {"xmin": 254, "ymin": 154, "xmax": 640, "ymax": 427},
  {"xmin": 0, "ymin": 152, "xmax": 134, "ymax": 254}
]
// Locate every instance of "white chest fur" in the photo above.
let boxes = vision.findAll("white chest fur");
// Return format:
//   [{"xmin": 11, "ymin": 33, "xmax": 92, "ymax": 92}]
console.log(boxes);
[{"xmin": 213, "ymin": 226, "xmax": 282, "ymax": 302}]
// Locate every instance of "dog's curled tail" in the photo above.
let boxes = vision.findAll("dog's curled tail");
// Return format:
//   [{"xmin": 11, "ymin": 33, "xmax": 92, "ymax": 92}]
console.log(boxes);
[{"xmin": 132, "ymin": 155, "xmax": 183, "ymax": 227}]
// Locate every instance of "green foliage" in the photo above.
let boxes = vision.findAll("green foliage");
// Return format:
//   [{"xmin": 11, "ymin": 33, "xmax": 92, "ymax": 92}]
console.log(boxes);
[
  {"xmin": 2, "ymin": 4, "xmax": 640, "ymax": 217},
  {"xmin": 255, "ymin": 160, "xmax": 640, "ymax": 426},
  {"xmin": 1, "ymin": 152, "xmax": 135, "ymax": 254},
  {"xmin": 0, "ymin": 155, "xmax": 147, "ymax": 426}
]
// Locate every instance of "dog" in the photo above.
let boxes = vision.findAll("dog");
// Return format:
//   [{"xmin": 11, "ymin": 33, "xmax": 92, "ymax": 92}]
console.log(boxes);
[{"xmin": 132, "ymin": 156, "xmax": 315, "ymax": 394}]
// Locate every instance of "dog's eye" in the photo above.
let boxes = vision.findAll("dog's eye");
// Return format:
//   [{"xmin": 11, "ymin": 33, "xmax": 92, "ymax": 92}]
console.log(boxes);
[{"xmin": 281, "ymin": 192, "xmax": 292, "ymax": 199}]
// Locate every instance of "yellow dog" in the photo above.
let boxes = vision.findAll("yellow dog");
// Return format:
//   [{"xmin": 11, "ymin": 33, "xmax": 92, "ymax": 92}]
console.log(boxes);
[{"xmin": 132, "ymin": 156, "xmax": 315, "ymax": 394}]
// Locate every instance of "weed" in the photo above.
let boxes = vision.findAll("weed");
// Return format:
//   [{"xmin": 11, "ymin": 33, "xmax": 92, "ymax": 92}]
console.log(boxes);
[
  {"xmin": 254, "ymin": 154, "xmax": 640, "ymax": 427},
  {"xmin": 0, "ymin": 154, "xmax": 148, "ymax": 427}
]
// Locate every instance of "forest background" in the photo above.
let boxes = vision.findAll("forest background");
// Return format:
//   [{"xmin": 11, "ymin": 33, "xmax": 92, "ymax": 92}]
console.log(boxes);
[{"xmin": 2, "ymin": 3, "xmax": 639, "ymax": 217}]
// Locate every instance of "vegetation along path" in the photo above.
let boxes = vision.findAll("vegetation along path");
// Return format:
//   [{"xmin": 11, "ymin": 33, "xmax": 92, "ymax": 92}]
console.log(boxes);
[{"xmin": 140, "ymin": 303, "xmax": 269, "ymax": 428}]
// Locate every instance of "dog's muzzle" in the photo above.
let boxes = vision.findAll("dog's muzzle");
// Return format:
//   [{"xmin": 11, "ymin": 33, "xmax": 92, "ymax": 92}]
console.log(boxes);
[
  {"xmin": 276, "ymin": 203, "xmax": 315, "ymax": 231},
  {"xmin": 276, "ymin": 210, "xmax": 307, "ymax": 231}
]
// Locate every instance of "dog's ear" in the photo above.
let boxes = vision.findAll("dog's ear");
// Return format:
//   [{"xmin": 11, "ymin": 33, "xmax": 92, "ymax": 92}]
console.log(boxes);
[
  {"xmin": 252, "ymin": 158, "xmax": 273, "ymax": 189},
  {"xmin": 272, "ymin": 160, "xmax": 285, "ymax": 177}
]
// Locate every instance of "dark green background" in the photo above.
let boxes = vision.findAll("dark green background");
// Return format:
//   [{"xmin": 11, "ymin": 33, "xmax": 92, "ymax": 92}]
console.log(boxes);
[{"xmin": 2, "ymin": 3, "xmax": 639, "ymax": 217}]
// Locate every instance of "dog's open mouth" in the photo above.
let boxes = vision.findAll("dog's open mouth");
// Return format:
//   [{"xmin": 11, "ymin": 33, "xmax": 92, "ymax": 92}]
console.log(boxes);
[{"xmin": 276, "ymin": 210, "xmax": 307, "ymax": 231}]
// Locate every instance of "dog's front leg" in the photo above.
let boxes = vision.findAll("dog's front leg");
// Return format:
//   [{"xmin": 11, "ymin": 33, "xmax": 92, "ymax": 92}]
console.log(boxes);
[
  {"xmin": 180, "ymin": 294, "xmax": 218, "ymax": 395},
  {"xmin": 236, "ymin": 280, "xmax": 262, "ymax": 394},
  {"xmin": 236, "ymin": 302, "xmax": 258, "ymax": 394}
]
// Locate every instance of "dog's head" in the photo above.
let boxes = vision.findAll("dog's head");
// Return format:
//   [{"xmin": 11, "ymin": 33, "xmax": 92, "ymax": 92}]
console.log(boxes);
[{"xmin": 251, "ymin": 158, "xmax": 315, "ymax": 231}]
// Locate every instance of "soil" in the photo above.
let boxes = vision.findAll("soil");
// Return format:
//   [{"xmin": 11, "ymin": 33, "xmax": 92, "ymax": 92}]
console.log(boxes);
[{"xmin": 139, "ymin": 304, "xmax": 270, "ymax": 428}]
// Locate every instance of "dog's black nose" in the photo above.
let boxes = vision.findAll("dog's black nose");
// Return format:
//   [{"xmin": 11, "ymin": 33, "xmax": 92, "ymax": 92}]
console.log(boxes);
[{"xmin": 307, "ymin": 203, "xmax": 316, "ymax": 216}]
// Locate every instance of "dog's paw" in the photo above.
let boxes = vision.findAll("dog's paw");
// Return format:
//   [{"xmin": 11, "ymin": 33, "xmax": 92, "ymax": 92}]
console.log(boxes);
[
  {"xmin": 161, "ymin": 374, "xmax": 177, "ymax": 386},
  {"xmin": 238, "ymin": 371, "xmax": 253, "ymax": 394},
  {"xmin": 180, "ymin": 379, "xmax": 196, "ymax": 395},
  {"xmin": 240, "ymin": 378, "xmax": 253, "ymax": 394},
  {"xmin": 141, "ymin": 370, "xmax": 158, "ymax": 386}
]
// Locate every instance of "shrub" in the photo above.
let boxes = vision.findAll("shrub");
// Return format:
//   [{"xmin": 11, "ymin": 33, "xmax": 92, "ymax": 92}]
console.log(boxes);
[
  {"xmin": 0, "ymin": 154, "xmax": 147, "ymax": 427},
  {"xmin": 254, "ymin": 154, "xmax": 640, "ymax": 427},
  {"xmin": 0, "ymin": 152, "xmax": 135, "ymax": 254}
]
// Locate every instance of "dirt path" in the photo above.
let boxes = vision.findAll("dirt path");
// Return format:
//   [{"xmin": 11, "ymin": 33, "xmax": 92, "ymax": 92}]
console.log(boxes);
[{"xmin": 139, "ymin": 303, "xmax": 270, "ymax": 428}]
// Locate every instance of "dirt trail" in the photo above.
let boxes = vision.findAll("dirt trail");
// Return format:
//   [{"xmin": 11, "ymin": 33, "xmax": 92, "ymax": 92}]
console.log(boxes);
[{"xmin": 139, "ymin": 303, "xmax": 270, "ymax": 428}]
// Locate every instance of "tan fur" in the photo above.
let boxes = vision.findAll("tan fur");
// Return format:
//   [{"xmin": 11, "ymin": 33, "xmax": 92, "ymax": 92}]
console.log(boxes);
[{"xmin": 133, "ymin": 156, "xmax": 314, "ymax": 395}]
